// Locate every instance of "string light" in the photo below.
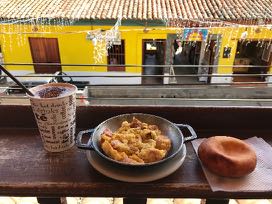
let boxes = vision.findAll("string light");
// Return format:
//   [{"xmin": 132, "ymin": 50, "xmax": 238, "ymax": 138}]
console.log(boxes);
[
  {"xmin": 0, "ymin": 24, "xmax": 271, "ymax": 35},
  {"xmin": 0, "ymin": 16, "xmax": 271, "ymax": 35},
  {"xmin": 0, "ymin": 16, "xmax": 271, "ymax": 65},
  {"xmin": 89, "ymin": 18, "xmax": 122, "ymax": 63}
]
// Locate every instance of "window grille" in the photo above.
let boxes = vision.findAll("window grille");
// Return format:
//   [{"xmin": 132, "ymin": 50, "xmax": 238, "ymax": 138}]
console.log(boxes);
[
  {"xmin": 1, "ymin": 63, "xmax": 272, "ymax": 107},
  {"xmin": 107, "ymin": 40, "xmax": 125, "ymax": 72}
]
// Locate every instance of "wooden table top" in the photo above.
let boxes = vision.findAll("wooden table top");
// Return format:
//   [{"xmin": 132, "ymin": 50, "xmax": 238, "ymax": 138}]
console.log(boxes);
[{"xmin": 0, "ymin": 105, "xmax": 271, "ymax": 199}]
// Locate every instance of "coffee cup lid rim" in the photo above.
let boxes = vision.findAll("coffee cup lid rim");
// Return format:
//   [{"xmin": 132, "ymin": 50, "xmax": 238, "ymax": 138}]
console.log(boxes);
[{"xmin": 27, "ymin": 82, "xmax": 77, "ymax": 99}]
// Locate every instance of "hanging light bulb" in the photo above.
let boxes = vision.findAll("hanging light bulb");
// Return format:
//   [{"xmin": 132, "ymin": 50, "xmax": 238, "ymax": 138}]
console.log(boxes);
[
  {"xmin": 92, "ymin": 38, "xmax": 97, "ymax": 46},
  {"xmin": 241, "ymin": 30, "xmax": 248, "ymax": 40}
]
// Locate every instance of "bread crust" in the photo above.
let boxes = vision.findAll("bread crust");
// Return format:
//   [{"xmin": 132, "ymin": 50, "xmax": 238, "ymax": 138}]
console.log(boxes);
[{"xmin": 198, "ymin": 136, "xmax": 257, "ymax": 177}]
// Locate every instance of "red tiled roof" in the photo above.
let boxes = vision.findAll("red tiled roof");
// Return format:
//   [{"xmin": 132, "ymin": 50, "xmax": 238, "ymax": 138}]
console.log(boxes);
[{"xmin": 0, "ymin": 0, "xmax": 271, "ymax": 23}]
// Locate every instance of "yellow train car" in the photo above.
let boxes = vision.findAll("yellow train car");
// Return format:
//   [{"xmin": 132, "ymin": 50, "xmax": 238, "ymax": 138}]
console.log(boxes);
[{"xmin": 0, "ymin": 0, "xmax": 272, "ymax": 85}]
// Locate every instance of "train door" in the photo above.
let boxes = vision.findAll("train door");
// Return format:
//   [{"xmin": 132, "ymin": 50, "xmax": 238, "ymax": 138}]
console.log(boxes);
[
  {"xmin": 198, "ymin": 36, "xmax": 219, "ymax": 83},
  {"xmin": 166, "ymin": 34, "xmax": 203, "ymax": 84},
  {"xmin": 29, "ymin": 37, "xmax": 61, "ymax": 74},
  {"xmin": 233, "ymin": 40, "xmax": 271, "ymax": 83},
  {"xmin": 142, "ymin": 39, "xmax": 166, "ymax": 84}
]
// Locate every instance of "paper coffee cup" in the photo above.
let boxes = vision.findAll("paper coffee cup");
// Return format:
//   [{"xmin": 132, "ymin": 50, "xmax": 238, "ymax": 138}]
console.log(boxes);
[{"xmin": 28, "ymin": 83, "xmax": 77, "ymax": 152}]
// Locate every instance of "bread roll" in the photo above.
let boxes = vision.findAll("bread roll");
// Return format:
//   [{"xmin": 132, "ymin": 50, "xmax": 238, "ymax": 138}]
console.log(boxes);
[{"xmin": 198, "ymin": 136, "xmax": 257, "ymax": 177}]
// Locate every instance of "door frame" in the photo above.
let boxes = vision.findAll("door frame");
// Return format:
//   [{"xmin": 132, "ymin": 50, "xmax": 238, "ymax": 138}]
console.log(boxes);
[{"xmin": 29, "ymin": 37, "xmax": 62, "ymax": 74}]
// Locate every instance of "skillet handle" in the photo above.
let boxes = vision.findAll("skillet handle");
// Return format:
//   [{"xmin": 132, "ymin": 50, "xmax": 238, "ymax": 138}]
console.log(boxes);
[
  {"xmin": 175, "ymin": 124, "xmax": 197, "ymax": 142},
  {"xmin": 76, "ymin": 129, "xmax": 95, "ymax": 150}
]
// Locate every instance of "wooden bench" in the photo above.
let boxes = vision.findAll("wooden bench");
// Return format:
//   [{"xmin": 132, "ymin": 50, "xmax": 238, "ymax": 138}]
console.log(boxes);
[{"xmin": 0, "ymin": 105, "xmax": 271, "ymax": 204}]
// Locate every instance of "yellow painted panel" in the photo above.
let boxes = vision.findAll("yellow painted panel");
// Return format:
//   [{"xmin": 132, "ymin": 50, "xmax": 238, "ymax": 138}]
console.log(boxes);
[
  {"xmin": 1, "ymin": 24, "xmax": 272, "ymax": 75},
  {"xmin": 1, "ymin": 26, "xmax": 37, "ymax": 71},
  {"xmin": 218, "ymin": 39, "xmax": 238, "ymax": 74},
  {"xmin": 121, "ymin": 30, "xmax": 138, "ymax": 73}
]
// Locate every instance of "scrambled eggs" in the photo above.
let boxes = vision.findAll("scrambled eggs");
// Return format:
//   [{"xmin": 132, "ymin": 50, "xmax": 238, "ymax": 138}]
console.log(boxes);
[{"xmin": 100, "ymin": 117, "xmax": 171, "ymax": 164}]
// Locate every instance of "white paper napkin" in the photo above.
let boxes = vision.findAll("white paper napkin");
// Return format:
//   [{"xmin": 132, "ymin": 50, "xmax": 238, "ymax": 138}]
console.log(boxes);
[{"xmin": 192, "ymin": 136, "xmax": 272, "ymax": 192}]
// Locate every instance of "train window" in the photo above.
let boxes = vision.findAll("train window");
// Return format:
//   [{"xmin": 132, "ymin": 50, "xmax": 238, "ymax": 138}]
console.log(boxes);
[
  {"xmin": 107, "ymin": 40, "xmax": 125, "ymax": 71},
  {"xmin": 146, "ymin": 42, "xmax": 157, "ymax": 50}
]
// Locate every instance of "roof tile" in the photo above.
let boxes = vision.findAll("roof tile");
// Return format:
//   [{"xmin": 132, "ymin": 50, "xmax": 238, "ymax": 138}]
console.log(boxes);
[{"xmin": 0, "ymin": 0, "xmax": 271, "ymax": 24}]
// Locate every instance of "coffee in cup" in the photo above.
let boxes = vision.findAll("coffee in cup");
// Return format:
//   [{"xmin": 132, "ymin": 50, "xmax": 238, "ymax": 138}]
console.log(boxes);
[{"xmin": 28, "ymin": 83, "xmax": 77, "ymax": 152}]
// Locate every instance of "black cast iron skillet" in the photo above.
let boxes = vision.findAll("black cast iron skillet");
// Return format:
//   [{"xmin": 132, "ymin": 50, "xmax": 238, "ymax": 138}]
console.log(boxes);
[{"xmin": 76, "ymin": 113, "xmax": 197, "ymax": 167}]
